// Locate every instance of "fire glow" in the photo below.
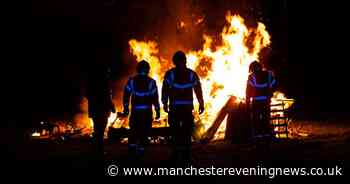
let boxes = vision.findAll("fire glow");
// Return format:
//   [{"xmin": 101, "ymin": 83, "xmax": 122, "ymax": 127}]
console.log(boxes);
[
  {"xmin": 125, "ymin": 11, "xmax": 287, "ymax": 138},
  {"xmin": 31, "ymin": 11, "xmax": 293, "ymax": 140}
]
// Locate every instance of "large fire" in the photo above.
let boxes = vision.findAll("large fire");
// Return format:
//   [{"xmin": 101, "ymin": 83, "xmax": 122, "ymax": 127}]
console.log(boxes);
[
  {"xmin": 31, "ymin": 11, "xmax": 293, "ymax": 140},
  {"xmin": 125, "ymin": 11, "xmax": 283, "ymax": 138}
]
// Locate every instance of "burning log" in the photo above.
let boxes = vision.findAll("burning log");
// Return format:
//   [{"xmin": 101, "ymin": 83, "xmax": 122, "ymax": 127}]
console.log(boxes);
[
  {"xmin": 29, "ymin": 118, "xmax": 93, "ymax": 141},
  {"xmin": 200, "ymin": 96, "xmax": 238, "ymax": 143}
]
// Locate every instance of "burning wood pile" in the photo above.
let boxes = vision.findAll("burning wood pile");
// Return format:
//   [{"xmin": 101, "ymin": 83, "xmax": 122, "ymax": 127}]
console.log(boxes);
[{"xmin": 29, "ymin": 11, "xmax": 294, "ymax": 143}]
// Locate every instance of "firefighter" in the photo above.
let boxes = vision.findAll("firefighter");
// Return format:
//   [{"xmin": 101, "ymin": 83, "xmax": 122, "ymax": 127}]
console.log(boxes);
[
  {"xmin": 162, "ymin": 51, "xmax": 204, "ymax": 166},
  {"xmin": 87, "ymin": 64, "xmax": 115, "ymax": 159},
  {"xmin": 246, "ymin": 61, "xmax": 277, "ymax": 144},
  {"xmin": 123, "ymin": 60, "xmax": 160, "ymax": 158}
]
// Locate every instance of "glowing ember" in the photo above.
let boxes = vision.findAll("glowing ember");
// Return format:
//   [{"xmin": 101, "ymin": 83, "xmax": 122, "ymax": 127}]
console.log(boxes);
[
  {"xmin": 178, "ymin": 21, "xmax": 186, "ymax": 29},
  {"xmin": 195, "ymin": 17, "xmax": 204, "ymax": 25},
  {"xmin": 32, "ymin": 132, "xmax": 40, "ymax": 137}
]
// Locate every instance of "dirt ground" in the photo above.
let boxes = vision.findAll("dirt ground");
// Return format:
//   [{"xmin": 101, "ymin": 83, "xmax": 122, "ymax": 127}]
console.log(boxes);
[{"xmin": 4, "ymin": 120, "xmax": 350, "ymax": 179}]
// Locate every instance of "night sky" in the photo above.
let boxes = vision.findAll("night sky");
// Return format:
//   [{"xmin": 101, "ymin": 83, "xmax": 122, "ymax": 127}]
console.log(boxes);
[{"xmin": 3, "ymin": 0, "xmax": 349, "ymax": 130}]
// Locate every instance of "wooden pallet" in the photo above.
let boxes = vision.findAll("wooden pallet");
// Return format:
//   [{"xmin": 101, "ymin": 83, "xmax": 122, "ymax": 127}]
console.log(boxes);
[{"xmin": 270, "ymin": 100, "xmax": 293, "ymax": 138}]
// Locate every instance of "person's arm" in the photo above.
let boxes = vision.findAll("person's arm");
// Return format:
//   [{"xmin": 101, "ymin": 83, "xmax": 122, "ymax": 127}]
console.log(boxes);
[
  {"xmin": 246, "ymin": 75, "xmax": 253, "ymax": 106},
  {"xmin": 123, "ymin": 78, "xmax": 132, "ymax": 115},
  {"xmin": 268, "ymin": 71, "xmax": 277, "ymax": 91},
  {"xmin": 161, "ymin": 72, "xmax": 170, "ymax": 112},
  {"xmin": 151, "ymin": 80, "xmax": 160, "ymax": 119},
  {"xmin": 193, "ymin": 72, "xmax": 204, "ymax": 114}
]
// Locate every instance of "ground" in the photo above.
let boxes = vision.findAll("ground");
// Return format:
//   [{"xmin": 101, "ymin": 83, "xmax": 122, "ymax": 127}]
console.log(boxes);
[{"xmin": 4, "ymin": 120, "xmax": 350, "ymax": 179}]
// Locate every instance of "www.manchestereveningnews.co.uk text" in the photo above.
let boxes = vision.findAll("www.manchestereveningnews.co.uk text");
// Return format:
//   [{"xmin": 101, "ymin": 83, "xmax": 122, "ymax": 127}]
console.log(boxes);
[{"xmin": 106, "ymin": 164, "xmax": 343, "ymax": 178}]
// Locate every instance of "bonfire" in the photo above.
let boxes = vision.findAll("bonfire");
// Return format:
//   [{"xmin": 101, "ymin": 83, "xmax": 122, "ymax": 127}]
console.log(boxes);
[{"xmin": 30, "ymin": 11, "xmax": 294, "ymax": 141}]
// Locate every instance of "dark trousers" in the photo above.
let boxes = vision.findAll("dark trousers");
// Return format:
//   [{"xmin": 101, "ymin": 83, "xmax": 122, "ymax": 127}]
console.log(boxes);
[
  {"xmin": 128, "ymin": 110, "xmax": 153, "ymax": 147},
  {"xmin": 251, "ymin": 101, "xmax": 273, "ymax": 138},
  {"xmin": 92, "ymin": 114, "xmax": 108, "ymax": 158},
  {"xmin": 168, "ymin": 108, "xmax": 194, "ymax": 166}
]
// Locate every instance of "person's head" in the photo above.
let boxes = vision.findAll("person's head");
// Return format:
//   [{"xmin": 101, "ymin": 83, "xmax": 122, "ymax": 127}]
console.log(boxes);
[
  {"xmin": 249, "ymin": 61, "xmax": 262, "ymax": 73},
  {"xmin": 136, "ymin": 60, "xmax": 150, "ymax": 75},
  {"xmin": 172, "ymin": 50, "xmax": 187, "ymax": 68}
]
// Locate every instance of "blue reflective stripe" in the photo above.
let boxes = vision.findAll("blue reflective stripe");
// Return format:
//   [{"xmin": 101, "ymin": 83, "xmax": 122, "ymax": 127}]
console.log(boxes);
[
  {"xmin": 130, "ymin": 79, "xmax": 135, "ymax": 92},
  {"xmin": 248, "ymin": 80, "xmax": 268, "ymax": 88},
  {"xmin": 189, "ymin": 72, "xmax": 194, "ymax": 82},
  {"xmin": 253, "ymin": 74, "xmax": 256, "ymax": 83},
  {"xmin": 173, "ymin": 100, "xmax": 193, "ymax": 105},
  {"xmin": 134, "ymin": 91, "xmax": 147, "ymax": 96},
  {"xmin": 190, "ymin": 72, "xmax": 199, "ymax": 86},
  {"xmin": 134, "ymin": 105, "xmax": 152, "ymax": 110},
  {"xmin": 126, "ymin": 79, "xmax": 133, "ymax": 92},
  {"xmin": 253, "ymin": 96, "xmax": 268, "ymax": 101},
  {"xmin": 270, "ymin": 79, "xmax": 276, "ymax": 86},
  {"xmin": 134, "ymin": 91, "xmax": 155, "ymax": 97},
  {"xmin": 133, "ymin": 87, "xmax": 157, "ymax": 97},
  {"xmin": 148, "ymin": 80, "xmax": 153, "ymax": 90},
  {"xmin": 249, "ymin": 75, "xmax": 269, "ymax": 88},
  {"xmin": 248, "ymin": 80, "xmax": 255, "ymax": 87},
  {"xmin": 170, "ymin": 71, "xmax": 175, "ymax": 83},
  {"xmin": 150, "ymin": 88, "xmax": 157, "ymax": 94},
  {"xmin": 130, "ymin": 79, "xmax": 157, "ymax": 97},
  {"xmin": 268, "ymin": 71, "xmax": 276, "ymax": 88},
  {"xmin": 165, "ymin": 78, "xmax": 171, "ymax": 85},
  {"xmin": 173, "ymin": 82, "xmax": 194, "ymax": 89},
  {"xmin": 255, "ymin": 83, "xmax": 268, "ymax": 88},
  {"xmin": 126, "ymin": 85, "xmax": 132, "ymax": 92},
  {"xmin": 167, "ymin": 70, "xmax": 197, "ymax": 89}
]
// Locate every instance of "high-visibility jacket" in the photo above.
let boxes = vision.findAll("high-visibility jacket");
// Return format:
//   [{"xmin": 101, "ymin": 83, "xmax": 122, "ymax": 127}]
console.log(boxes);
[
  {"xmin": 123, "ymin": 74, "xmax": 160, "ymax": 112},
  {"xmin": 162, "ymin": 68, "xmax": 204, "ymax": 110},
  {"xmin": 246, "ymin": 70, "xmax": 277, "ymax": 102}
]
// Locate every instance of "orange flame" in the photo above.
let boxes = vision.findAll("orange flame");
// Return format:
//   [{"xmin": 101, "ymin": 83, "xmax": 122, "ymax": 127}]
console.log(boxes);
[
  {"xmin": 39, "ymin": 11, "xmax": 292, "ymax": 141},
  {"xmin": 178, "ymin": 21, "xmax": 186, "ymax": 29},
  {"xmin": 195, "ymin": 17, "xmax": 204, "ymax": 25},
  {"xmin": 127, "ymin": 11, "xmax": 280, "ymax": 138}
]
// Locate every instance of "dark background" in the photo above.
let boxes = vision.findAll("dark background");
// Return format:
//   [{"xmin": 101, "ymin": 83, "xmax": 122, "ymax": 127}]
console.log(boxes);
[{"xmin": 2, "ymin": 0, "xmax": 349, "ymax": 132}]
